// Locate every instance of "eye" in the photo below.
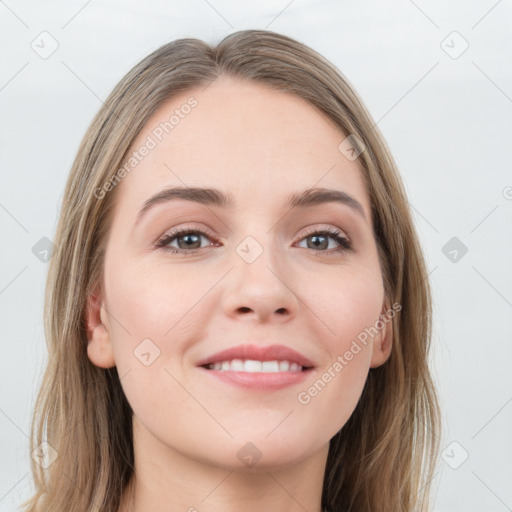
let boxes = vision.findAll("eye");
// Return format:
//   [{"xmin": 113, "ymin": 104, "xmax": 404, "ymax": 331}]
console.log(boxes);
[
  {"xmin": 155, "ymin": 226, "xmax": 218, "ymax": 254},
  {"xmin": 155, "ymin": 225, "xmax": 352, "ymax": 255},
  {"xmin": 295, "ymin": 227, "xmax": 352, "ymax": 254}
]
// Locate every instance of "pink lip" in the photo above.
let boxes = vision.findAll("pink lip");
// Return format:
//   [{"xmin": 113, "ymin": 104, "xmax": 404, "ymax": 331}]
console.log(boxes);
[
  {"xmin": 198, "ymin": 366, "xmax": 314, "ymax": 390},
  {"xmin": 195, "ymin": 344, "xmax": 315, "ymax": 368},
  {"xmin": 196, "ymin": 344, "xmax": 315, "ymax": 391}
]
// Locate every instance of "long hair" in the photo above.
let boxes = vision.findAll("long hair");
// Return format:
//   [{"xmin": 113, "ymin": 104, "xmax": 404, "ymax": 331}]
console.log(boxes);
[{"xmin": 22, "ymin": 29, "xmax": 440, "ymax": 512}]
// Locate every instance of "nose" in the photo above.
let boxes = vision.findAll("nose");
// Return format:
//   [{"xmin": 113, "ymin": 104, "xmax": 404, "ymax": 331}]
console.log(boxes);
[{"xmin": 221, "ymin": 240, "xmax": 299, "ymax": 324}]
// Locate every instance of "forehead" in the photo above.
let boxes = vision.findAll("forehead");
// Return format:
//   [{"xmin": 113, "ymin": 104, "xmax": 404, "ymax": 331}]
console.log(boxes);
[{"xmin": 113, "ymin": 76, "xmax": 370, "ymax": 219}]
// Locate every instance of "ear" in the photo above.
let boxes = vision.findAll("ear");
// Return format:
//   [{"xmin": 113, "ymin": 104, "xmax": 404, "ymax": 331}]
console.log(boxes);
[
  {"xmin": 85, "ymin": 284, "xmax": 116, "ymax": 368},
  {"xmin": 370, "ymin": 301, "xmax": 393, "ymax": 368}
]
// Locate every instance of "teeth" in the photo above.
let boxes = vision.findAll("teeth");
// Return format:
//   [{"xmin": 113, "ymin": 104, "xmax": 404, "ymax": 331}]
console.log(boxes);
[
  {"xmin": 279, "ymin": 361, "xmax": 290, "ymax": 372},
  {"xmin": 206, "ymin": 359, "xmax": 303, "ymax": 372},
  {"xmin": 245, "ymin": 360, "xmax": 262, "ymax": 372},
  {"xmin": 231, "ymin": 359, "xmax": 244, "ymax": 371},
  {"xmin": 262, "ymin": 361, "xmax": 279, "ymax": 372}
]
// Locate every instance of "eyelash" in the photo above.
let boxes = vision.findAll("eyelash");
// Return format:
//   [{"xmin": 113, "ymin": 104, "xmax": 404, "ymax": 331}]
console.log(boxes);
[{"xmin": 155, "ymin": 225, "xmax": 352, "ymax": 256}]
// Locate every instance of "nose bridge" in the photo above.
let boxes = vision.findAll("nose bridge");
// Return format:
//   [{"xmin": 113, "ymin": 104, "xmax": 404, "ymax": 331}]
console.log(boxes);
[{"xmin": 222, "ymin": 230, "xmax": 298, "ymax": 322}]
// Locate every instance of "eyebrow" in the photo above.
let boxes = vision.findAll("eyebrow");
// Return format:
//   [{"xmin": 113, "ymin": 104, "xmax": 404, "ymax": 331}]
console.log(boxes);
[{"xmin": 136, "ymin": 186, "xmax": 366, "ymax": 224}]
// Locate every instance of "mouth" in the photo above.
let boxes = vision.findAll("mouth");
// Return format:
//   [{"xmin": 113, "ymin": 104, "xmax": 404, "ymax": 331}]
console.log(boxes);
[
  {"xmin": 196, "ymin": 343, "xmax": 315, "ymax": 371},
  {"xmin": 196, "ymin": 344, "xmax": 315, "ymax": 390},
  {"xmin": 201, "ymin": 359, "xmax": 311, "ymax": 373}
]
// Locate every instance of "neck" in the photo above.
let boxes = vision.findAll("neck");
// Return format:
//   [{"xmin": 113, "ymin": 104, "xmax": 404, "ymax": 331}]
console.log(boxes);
[{"xmin": 118, "ymin": 416, "xmax": 328, "ymax": 512}]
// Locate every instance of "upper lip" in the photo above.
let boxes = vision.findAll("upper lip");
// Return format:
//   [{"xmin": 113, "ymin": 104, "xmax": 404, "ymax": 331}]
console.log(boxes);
[{"xmin": 196, "ymin": 344, "xmax": 315, "ymax": 368}]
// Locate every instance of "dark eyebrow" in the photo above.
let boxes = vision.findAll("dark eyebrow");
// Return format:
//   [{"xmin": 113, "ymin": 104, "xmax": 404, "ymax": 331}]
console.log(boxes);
[
  {"xmin": 136, "ymin": 186, "xmax": 366, "ymax": 224},
  {"xmin": 287, "ymin": 187, "xmax": 366, "ymax": 220},
  {"xmin": 136, "ymin": 187, "xmax": 234, "ymax": 224}
]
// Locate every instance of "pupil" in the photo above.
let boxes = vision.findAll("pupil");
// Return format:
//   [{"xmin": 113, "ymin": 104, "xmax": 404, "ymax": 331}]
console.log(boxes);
[
  {"xmin": 309, "ymin": 235, "xmax": 327, "ymax": 250},
  {"xmin": 180, "ymin": 233, "xmax": 200, "ymax": 249}
]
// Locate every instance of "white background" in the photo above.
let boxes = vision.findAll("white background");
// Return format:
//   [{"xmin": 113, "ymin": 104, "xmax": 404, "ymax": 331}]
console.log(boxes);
[{"xmin": 1, "ymin": 1, "xmax": 511, "ymax": 510}]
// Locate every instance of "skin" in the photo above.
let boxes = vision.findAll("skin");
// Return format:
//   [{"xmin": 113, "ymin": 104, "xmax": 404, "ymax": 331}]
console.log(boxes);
[{"xmin": 86, "ymin": 75, "xmax": 392, "ymax": 512}]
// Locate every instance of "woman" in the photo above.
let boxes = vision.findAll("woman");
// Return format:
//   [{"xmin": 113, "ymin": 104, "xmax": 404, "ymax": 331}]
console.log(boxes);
[{"xmin": 23, "ymin": 29, "xmax": 440, "ymax": 512}]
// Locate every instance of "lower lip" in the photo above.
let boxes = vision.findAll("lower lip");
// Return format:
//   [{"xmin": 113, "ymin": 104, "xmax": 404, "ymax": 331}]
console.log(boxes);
[{"xmin": 198, "ymin": 367, "xmax": 314, "ymax": 390}]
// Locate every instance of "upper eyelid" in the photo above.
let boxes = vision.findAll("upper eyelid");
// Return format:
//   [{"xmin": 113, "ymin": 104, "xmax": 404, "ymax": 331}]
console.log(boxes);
[
  {"xmin": 299, "ymin": 224, "xmax": 350, "ymax": 240},
  {"xmin": 159, "ymin": 223, "xmax": 349, "ymax": 237}
]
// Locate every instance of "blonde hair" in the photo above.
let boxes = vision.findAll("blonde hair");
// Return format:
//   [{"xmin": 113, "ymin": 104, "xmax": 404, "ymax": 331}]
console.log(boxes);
[{"xmin": 22, "ymin": 29, "xmax": 440, "ymax": 512}]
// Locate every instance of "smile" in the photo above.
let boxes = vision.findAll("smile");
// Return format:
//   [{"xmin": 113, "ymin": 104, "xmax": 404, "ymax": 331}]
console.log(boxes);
[{"xmin": 204, "ymin": 359, "xmax": 304, "ymax": 372}]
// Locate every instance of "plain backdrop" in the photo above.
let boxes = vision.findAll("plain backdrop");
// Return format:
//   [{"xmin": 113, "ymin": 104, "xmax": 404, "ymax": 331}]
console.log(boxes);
[{"xmin": 1, "ymin": 1, "xmax": 511, "ymax": 510}]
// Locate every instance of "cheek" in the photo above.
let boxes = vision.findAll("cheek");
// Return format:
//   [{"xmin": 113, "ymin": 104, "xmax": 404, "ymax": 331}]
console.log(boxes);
[
  {"xmin": 295, "ymin": 266, "xmax": 383, "ymax": 430},
  {"xmin": 308, "ymin": 262, "xmax": 384, "ymax": 350},
  {"xmin": 102, "ymin": 259, "xmax": 206, "ymax": 426},
  {"xmin": 104, "ymin": 256, "xmax": 207, "ymax": 353}
]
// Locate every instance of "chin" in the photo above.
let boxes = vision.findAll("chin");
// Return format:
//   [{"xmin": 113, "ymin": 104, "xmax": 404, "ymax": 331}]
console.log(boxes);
[{"xmin": 215, "ymin": 431, "xmax": 322, "ymax": 471}]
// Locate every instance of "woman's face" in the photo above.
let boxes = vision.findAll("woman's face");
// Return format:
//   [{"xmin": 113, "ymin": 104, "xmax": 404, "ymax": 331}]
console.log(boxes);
[{"xmin": 87, "ymin": 76, "xmax": 392, "ymax": 470}]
